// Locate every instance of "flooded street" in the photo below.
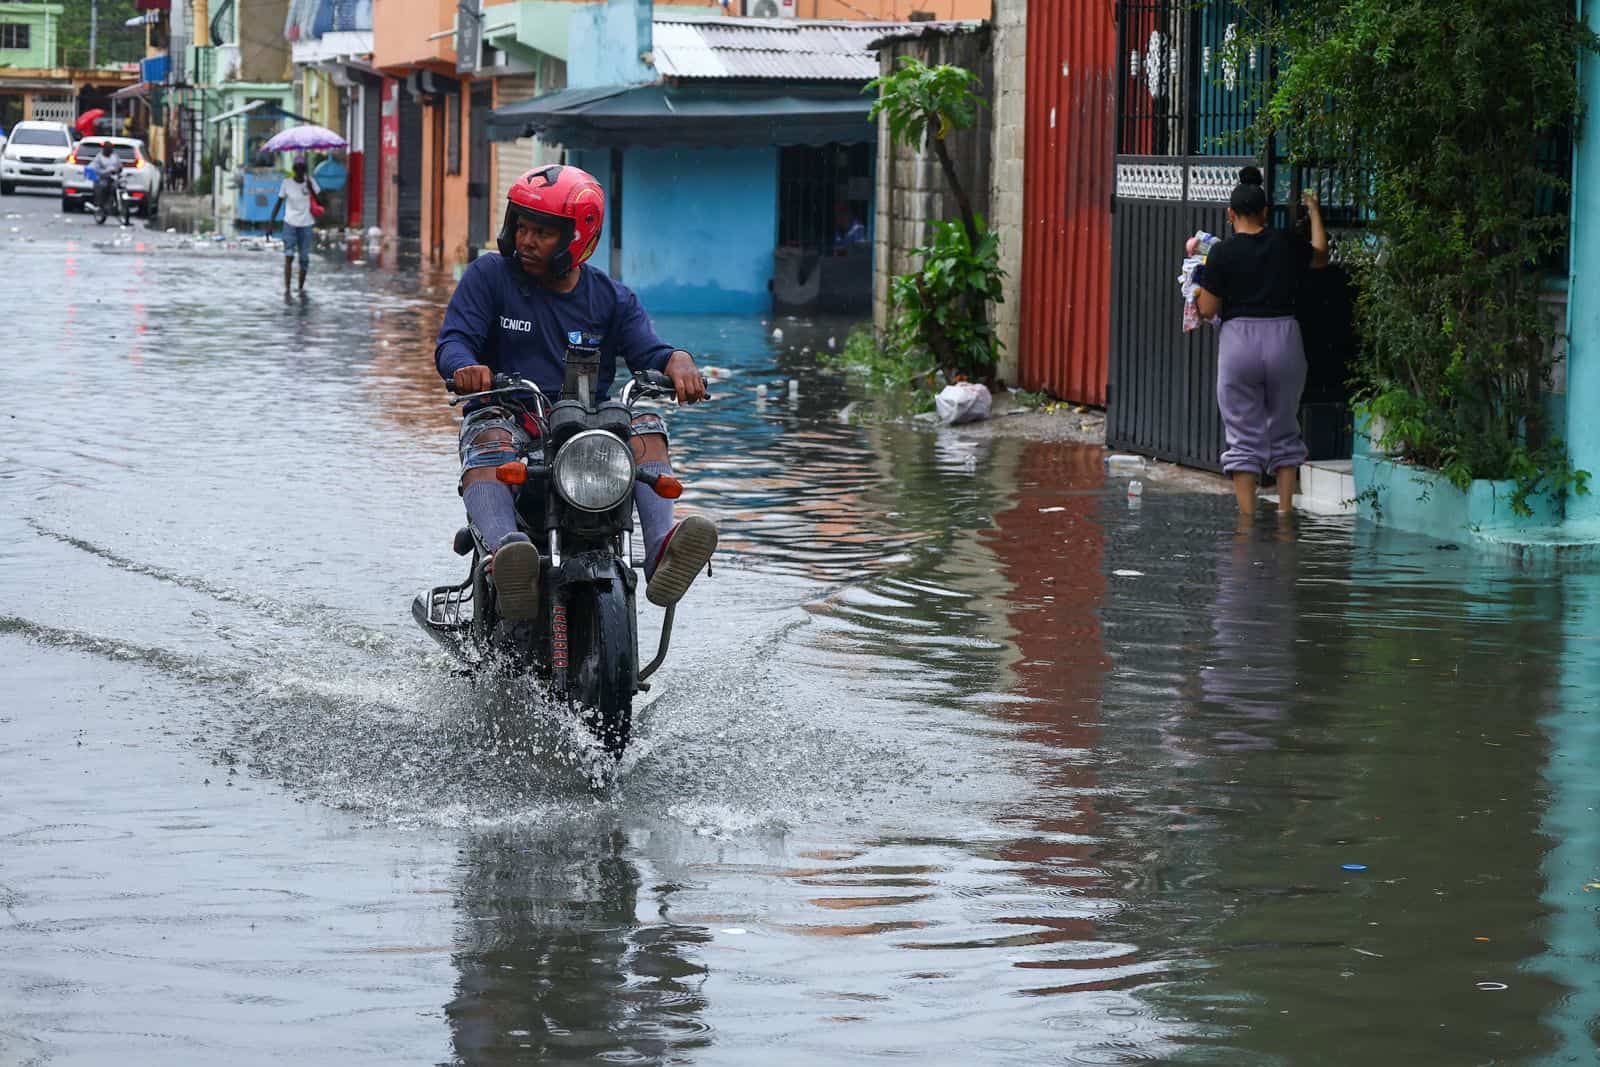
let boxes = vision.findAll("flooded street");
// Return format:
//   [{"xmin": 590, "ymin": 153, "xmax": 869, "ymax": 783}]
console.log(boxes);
[{"xmin": 2, "ymin": 192, "xmax": 1597, "ymax": 1065}]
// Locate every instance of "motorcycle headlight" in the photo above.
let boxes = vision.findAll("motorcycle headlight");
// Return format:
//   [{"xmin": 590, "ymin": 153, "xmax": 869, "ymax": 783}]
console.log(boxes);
[{"xmin": 552, "ymin": 429, "xmax": 636, "ymax": 513}]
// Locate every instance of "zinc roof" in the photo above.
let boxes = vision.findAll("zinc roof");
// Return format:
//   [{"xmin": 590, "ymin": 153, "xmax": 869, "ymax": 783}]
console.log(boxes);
[{"xmin": 651, "ymin": 16, "xmax": 906, "ymax": 82}]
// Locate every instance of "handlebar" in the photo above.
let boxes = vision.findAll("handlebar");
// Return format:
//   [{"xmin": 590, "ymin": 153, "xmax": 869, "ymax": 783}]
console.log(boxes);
[
  {"xmin": 446, "ymin": 374, "xmax": 547, "ymax": 407},
  {"xmin": 448, "ymin": 371, "xmax": 710, "ymax": 407}
]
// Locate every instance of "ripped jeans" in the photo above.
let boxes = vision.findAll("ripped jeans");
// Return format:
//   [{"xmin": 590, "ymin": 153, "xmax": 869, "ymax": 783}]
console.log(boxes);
[{"xmin": 458, "ymin": 404, "xmax": 670, "ymax": 482}]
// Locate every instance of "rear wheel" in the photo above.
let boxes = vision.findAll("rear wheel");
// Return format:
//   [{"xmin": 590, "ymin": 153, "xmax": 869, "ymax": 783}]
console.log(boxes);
[{"xmin": 571, "ymin": 578, "xmax": 635, "ymax": 759}]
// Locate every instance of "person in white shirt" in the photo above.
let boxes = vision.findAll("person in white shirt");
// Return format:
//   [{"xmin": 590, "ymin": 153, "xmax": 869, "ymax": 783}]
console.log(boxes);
[{"xmin": 268, "ymin": 158, "xmax": 321, "ymax": 294}]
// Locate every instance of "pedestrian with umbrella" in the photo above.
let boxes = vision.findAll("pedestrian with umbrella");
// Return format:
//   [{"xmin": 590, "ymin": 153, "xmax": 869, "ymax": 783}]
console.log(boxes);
[
  {"xmin": 269, "ymin": 157, "xmax": 323, "ymax": 295},
  {"xmin": 263, "ymin": 125, "xmax": 347, "ymax": 296}
]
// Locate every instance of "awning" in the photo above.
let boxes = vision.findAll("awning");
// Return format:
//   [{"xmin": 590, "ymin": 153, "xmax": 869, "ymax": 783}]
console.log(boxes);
[
  {"xmin": 111, "ymin": 81, "xmax": 153, "ymax": 101},
  {"xmin": 485, "ymin": 84, "xmax": 875, "ymax": 149},
  {"xmin": 208, "ymin": 99, "xmax": 315, "ymax": 125}
]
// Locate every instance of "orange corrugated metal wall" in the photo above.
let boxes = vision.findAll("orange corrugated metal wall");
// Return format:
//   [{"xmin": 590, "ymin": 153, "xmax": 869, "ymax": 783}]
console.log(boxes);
[{"xmin": 1019, "ymin": 0, "xmax": 1117, "ymax": 406}]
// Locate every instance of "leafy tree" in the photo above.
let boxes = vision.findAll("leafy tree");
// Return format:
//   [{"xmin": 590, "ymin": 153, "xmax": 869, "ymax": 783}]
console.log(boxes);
[
  {"xmin": 866, "ymin": 56, "xmax": 1004, "ymax": 383},
  {"xmin": 54, "ymin": 0, "xmax": 147, "ymax": 69},
  {"xmin": 1243, "ymin": 0, "xmax": 1597, "ymax": 513}
]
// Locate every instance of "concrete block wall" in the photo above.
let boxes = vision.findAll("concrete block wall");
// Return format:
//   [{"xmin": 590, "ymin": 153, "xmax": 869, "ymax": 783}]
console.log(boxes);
[
  {"xmin": 988, "ymin": 0, "xmax": 1025, "ymax": 384},
  {"xmin": 872, "ymin": 25, "xmax": 995, "ymax": 343}
]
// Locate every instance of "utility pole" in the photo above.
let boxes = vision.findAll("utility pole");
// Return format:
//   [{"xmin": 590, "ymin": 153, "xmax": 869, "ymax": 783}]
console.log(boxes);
[{"xmin": 89, "ymin": 0, "xmax": 98, "ymax": 68}]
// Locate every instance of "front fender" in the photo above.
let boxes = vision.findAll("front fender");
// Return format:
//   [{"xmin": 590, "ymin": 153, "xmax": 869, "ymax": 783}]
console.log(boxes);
[{"xmin": 557, "ymin": 549, "xmax": 635, "ymax": 592}]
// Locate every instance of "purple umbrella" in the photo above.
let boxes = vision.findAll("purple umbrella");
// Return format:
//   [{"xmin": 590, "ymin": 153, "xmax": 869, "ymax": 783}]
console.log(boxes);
[{"xmin": 262, "ymin": 124, "xmax": 348, "ymax": 153}]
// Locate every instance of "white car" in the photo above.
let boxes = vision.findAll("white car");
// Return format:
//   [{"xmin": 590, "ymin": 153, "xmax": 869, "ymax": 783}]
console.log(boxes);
[
  {"xmin": 62, "ymin": 137, "xmax": 164, "ymax": 216},
  {"xmin": 0, "ymin": 121, "xmax": 76, "ymax": 194}
]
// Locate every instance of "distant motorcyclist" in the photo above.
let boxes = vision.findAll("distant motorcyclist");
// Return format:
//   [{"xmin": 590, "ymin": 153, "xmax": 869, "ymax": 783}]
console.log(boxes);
[
  {"xmin": 434, "ymin": 165, "xmax": 718, "ymax": 620},
  {"xmin": 90, "ymin": 141, "xmax": 123, "ymax": 219}
]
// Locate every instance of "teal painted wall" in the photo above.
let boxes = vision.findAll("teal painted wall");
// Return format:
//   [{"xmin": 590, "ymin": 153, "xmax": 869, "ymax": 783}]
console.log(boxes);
[{"xmin": 1566, "ymin": 0, "xmax": 1600, "ymax": 519}]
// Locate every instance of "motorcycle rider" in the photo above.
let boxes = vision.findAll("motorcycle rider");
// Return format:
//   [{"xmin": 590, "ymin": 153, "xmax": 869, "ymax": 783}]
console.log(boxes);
[
  {"xmin": 90, "ymin": 141, "xmax": 124, "ymax": 220},
  {"xmin": 435, "ymin": 164, "xmax": 718, "ymax": 620}
]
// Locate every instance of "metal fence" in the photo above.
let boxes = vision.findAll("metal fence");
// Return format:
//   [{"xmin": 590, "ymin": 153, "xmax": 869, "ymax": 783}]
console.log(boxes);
[
  {"xmin": 31, "ymin": 97, "xmax": 76, "ymax": 125},
  {"xmin": 1107, "ymin": 158, "xmax": 1238, "ymax": 471},
  {"xmin": 1116, "ymin": 0, "xmax": 1267, "ymax": 159}
]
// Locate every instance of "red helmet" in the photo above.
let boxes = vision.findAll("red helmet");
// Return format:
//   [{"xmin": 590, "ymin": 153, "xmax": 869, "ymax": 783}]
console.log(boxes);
[{"xmin": 497, "ymin": 164, "xmax": 605, "ymax": 277}]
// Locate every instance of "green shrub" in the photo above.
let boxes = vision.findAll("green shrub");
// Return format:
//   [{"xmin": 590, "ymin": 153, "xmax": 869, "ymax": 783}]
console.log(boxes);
[
  {"xmin": 867, "ymin": 57, "xmax": 1005, "ymax": 382},
  {"xmin": 823, "ymin": 327, "xmax": 941, "ymax": 415},
  {"xmin": 1246, "ymin": 0, "xmax": 1597, "ymax": 514}
]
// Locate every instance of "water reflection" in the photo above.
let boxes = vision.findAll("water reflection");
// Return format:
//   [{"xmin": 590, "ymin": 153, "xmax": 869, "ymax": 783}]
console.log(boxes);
[
  {"xmin": 1123, "ymin": 523, "xmax": 1582, "ymax": 1063},
  {"xmin": 446, "ymin": 824, "xmax": 712, "ymax": 1064},
  {"xmin": 1199, "ymin": 524, "xmax": 1300, "ymax": 753},
  {"xmin": 1535, "ymin": 574, "xmax": 1600, "ymax": 1061}
]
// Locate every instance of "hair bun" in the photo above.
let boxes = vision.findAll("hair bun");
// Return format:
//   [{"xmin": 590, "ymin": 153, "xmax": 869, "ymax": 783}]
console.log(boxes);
[{"xmin": 1239, "ymin": 165, "xmax": 1264, "ymax": 187}]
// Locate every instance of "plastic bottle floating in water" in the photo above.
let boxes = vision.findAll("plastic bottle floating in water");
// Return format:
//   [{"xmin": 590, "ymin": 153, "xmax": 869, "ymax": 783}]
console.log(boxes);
[{"xmin": 1127, "ymin": 479, "xmax": 1144, "ymax": 498}]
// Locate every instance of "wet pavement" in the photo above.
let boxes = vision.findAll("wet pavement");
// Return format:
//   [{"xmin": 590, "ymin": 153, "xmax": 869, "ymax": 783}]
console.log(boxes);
[{"xmin": 1, "ymin": 190, "xmax": 1597, "ymax": 1065}]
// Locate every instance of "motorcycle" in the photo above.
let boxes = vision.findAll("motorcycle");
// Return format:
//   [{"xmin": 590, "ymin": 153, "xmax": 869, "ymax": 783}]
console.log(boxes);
[
  {"xmin": 412, "ymin": 347, "xmax": 698, "ymax": 760},
  {"xmin": 93, "ymin": 171, "xmax": 130, "ymax": 227}
]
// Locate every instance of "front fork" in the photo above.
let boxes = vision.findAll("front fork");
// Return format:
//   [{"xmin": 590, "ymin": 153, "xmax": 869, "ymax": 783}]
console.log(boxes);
[{"xmin": 541, "ymin": 535, "xmax": 674, "ymax": 697}]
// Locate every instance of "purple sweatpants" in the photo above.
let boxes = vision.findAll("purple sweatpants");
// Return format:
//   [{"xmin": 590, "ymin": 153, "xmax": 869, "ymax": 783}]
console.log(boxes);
[{"xmin": 1216, "ymin": 316, "xmax": 1308, "ymax": 475}]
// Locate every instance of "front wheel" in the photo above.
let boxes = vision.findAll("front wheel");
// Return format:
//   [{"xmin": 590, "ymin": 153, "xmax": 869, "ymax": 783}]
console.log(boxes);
[
  {"xmin": 120, "ymin": 194, "xmax": 130, "ymax": 226},
  {"xmin": 570, "ymin": 578, "xmax": 636, "ymax": 759}
]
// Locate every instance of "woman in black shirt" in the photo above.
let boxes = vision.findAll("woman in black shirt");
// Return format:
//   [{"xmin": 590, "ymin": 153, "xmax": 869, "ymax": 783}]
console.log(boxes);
[{"xmin": 1195, "ymin": 166, "xmax": 1329, "ymax": 517}]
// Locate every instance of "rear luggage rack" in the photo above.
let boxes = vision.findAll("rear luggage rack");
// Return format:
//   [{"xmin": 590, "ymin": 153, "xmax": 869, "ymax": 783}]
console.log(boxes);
[{"xmin": 412, "ymin": 577, "xmax": 477, "ymax": 660}]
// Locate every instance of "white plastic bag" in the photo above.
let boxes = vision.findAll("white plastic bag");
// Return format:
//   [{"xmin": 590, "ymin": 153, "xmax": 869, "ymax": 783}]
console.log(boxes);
[{"xmin": 935, "ymin": 382, "xmax": 993, "ymax": 425}]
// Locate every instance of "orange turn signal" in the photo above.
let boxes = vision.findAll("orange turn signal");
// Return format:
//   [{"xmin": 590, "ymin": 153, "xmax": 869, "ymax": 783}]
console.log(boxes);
[
  {"xmin": 495, "ymin": 462, "xmax": 527, "ymax": 485},
  {"xmin": 653, "ymin": 475, "xmax": 683, "ymax": 499}
]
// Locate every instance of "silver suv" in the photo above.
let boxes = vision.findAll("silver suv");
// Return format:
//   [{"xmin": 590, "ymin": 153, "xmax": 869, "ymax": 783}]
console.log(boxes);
[
  {"xmin": 0, "ymin": 121, "xmax": 76, "ymax": 194},
  {"xmin": 63, "ymin": 138, "xmax": 164, "ymax": 216}
]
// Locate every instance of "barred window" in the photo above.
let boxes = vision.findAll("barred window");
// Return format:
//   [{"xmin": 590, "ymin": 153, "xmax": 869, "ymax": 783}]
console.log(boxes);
[{"xmin": 0, "ymin": 23, "xmax": 31, "ymax": 50}]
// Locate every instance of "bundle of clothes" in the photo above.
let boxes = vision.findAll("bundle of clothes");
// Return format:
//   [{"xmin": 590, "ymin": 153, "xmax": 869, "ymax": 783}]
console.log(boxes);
[{"xmin": 1178, "ymin": 230, "xmax": 1222, "ymax": 333}]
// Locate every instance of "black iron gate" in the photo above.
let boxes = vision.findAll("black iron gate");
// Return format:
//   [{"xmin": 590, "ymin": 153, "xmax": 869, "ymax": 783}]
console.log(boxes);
[
  {"xmin": 1107, "ymin": 0, "xmax": 1357, "ymax": 471},
  {"xmin": 1108, "ymin": 159, "xmax": 1242, "ymax": 470}
]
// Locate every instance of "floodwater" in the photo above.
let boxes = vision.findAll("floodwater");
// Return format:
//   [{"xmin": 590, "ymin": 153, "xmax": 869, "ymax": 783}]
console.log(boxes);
[{"xmin": 1, "ymin": 192, "xmax": 1597, "ymax": 1066}]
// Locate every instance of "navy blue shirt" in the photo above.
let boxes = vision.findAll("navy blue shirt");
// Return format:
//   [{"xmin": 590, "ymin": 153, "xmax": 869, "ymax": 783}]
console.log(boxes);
[{"xmin": 434, "ymin": 255, "xmax": 675, "ymax": 398}]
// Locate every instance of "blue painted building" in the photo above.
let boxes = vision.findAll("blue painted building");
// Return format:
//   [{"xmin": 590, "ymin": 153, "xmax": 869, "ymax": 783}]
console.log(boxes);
[{"xmin": 487, "ymin": 3, "xmax": 889, "ymax": 315}]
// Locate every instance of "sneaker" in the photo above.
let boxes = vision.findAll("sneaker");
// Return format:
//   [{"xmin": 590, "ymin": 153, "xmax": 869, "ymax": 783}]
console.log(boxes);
[
  {"xmin": 491, "ymin": 534, "xmax": 540, "ymax": 620},
  {"xmin": 647, "ymin": 515, "xmax": 718, "ymax": 607}
]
